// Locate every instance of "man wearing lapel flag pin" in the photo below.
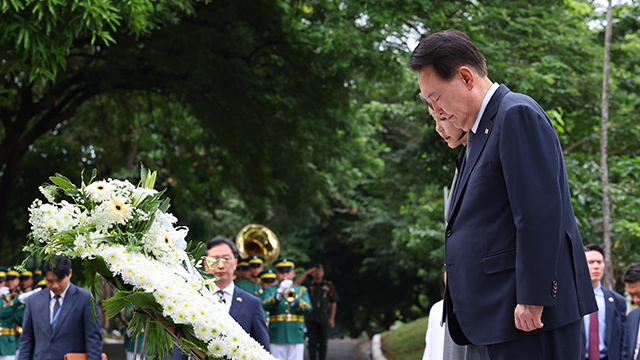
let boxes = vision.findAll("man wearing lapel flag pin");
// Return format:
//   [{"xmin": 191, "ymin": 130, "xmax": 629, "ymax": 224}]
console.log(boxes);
[
  {"xmin": 173, "ymin": 235, "xmax": 270, "ymax": 360},
  {"xmin": 410, "ymin": 29, "xmax": 597, "ymax": 359},
  {"xmin": 18, "ymin": 255, "xmax": 103, "ymax": 360}
]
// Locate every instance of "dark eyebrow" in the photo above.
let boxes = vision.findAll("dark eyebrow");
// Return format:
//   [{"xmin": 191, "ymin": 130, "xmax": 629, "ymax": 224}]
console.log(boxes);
[{"xmin": 417, "ymin": 93, "xmax": 434, "ymax": 110}]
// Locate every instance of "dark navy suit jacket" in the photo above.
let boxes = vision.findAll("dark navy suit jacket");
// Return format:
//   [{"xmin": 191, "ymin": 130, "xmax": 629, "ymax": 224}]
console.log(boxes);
[
  {"xmin": 444, "ymin": 84, "xmax": 597, "ymax": 345},
  {"xmin": 625, "ymin": 308, "xmax": 640, "ymax": 360},
  {"xmin": 18, "ymin": 282, "xmax": 103, "ymax": 360},
  {"xmin": 173, "ymin": 285, "xmax": 270, "ymax": 359},
  {"xmin": 580, "ymin": 287, "xmax": 627, "ymax": 360}
]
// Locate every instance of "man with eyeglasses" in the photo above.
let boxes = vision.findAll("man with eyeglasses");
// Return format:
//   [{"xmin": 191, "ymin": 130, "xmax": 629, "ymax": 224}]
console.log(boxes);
[
  {"xmin": 262, "ymin": 257, "xmax": 312, "ymax": 360},
  {"xmin": 236, "ymin": 254, "xmax": 264, "ymax": 296},
  {"xmin": 173, "ymin": 236, "xmax": 270, "ymax": 360}
]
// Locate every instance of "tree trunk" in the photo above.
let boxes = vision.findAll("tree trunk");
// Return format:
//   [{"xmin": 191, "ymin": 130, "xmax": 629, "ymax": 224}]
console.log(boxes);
[{"xmin": 600, "ymin": 0, "xmax": 614, "ymax": 290}]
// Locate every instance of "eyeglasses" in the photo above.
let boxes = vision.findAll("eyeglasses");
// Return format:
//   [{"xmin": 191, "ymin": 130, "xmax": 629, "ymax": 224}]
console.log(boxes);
[
  {"xmin": 417, "ymin": 93, "xmax": 434, "ymax": 109},
  {"xmin": 209, "ymin": 255, "xmax": 233, "ymax": 262}
]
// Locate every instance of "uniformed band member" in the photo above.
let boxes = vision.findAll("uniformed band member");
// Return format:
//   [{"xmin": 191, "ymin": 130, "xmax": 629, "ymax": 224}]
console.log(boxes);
[
  {"xmin": 18, "ymin": 272, "xmax": 33, "ymax": 292},
  {"xmin": 259, "ymin": 268, "xmax": 278, "ymax": 290},
  {"xmin": 113, "ymin": 304, "xmax": 145, "ymax": 360},
  {"xmin": 262, "ymin": 257, "xmax": 312, "ymax": 360},
  {"xmin": 294, "ymin": 264, "xmax": 338, "ymax": 360},
  {"xmin": 236, "ymin": 255, "xmax": 263, "ymax": 296},
  {"xmin": 0, "ymin": 267, "xmax": 26, "ymax": 360},
  {"xmin": 235, "ymin": 258, "xmax": 251, "ymax": 282},
  {"xmin": 259, "ymin": 268, "xmax": 278, "ymax": 327}
]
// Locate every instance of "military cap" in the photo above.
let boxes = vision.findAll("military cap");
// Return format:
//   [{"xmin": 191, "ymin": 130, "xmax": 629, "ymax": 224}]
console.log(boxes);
[
  {"xmin": 6, "ymin": 267, "xmax": 20, "ymax": 279},
  {"xmin": 237, "ymin": 258, "xmax": 250, "ymax": 269},
  {"xmin": 259, "ymin": 268, "xmax": 277, "ymax": 280},
  {"xmin": 247, "ymin": 254, "xmax": 265, "ymax": 267},
  {"xmin": 20, "ymin": 270, "xmax": 33, "ymax": 279},
  {"xmin": 0, "ymin": 271, "xmax": 6, "ymax": 282},
  {"xmin": 35, "ymin": 274, "xmax": 45, "ymax": 288},
  {"xmin": 274, "ymin": 257, "xmax": 296, "ymax": 272}
]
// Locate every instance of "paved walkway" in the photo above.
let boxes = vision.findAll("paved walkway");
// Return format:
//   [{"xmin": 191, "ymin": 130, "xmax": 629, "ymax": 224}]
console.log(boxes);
[{"xmin": 303, "ymin": 339, "xmax": 367, "ymax": 360}]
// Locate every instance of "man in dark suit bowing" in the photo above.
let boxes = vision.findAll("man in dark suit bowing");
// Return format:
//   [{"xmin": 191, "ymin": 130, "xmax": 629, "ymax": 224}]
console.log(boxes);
[
  {"xmin": 409, "ymin": 29, "xmax": 597, "ymax": 359},
  {"xmin": 174, "ymin": 236, "xmax": 270, "ymax": 360},
  {"xmin": 18, "ymin": 255, "xmax": 103, "ymax": 360},
  {"xmin": 581, "ymin": 244, "xmax": 626, "ymax": 360},
  {"xmin": 622, "ymin": 263, "xmax": 640, "ymax": 360}
]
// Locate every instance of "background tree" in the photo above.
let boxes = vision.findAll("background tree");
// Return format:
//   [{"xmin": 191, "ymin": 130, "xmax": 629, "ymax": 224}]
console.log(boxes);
[{"xmin": 2, "ymin": 0, "xmax": 640, "ymax": 337}]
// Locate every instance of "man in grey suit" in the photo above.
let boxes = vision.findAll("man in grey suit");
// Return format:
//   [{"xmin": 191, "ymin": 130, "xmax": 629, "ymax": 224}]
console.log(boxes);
[
  {"xmin": 623, "ymin": 263, "xmax": 640, "ymax": 360},
  {"xmin": 18, "ymin": 255, "xmax": 103, "ymax": 360}
]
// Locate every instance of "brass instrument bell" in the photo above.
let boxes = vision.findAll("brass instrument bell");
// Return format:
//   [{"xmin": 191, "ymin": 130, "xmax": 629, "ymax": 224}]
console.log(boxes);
[{"xmin": 235, "ymin": 224, "xmax": 280, "ymax": 267}]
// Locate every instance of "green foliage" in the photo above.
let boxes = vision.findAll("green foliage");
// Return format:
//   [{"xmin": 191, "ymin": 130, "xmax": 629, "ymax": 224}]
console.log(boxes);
[
  {"xmin": 381, "ymin": 317, "xmax": 428, "ymax": 360},
  {"xmin": 3, "ymin": 0, "xmax": 640, "ymax": 339}
]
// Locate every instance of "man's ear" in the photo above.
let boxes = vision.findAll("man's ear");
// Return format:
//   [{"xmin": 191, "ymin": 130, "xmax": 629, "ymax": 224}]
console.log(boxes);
[
  {"xmin": 458, "ymin": 66, "xmax": 475, "ymax": 90},
  {"xmin": 68, "ymin": 269, "xmax": 73, "ymax": 279}
]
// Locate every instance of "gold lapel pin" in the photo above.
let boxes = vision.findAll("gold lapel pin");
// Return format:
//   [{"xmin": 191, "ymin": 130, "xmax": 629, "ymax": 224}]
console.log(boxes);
[{"xmin": 484, "ymin": 128, "xmax": 489, "ymax": 134}]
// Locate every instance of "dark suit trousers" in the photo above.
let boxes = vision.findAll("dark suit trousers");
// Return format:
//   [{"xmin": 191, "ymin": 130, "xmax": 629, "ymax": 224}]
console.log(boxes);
[{"xmin": 477, "ymin": 320, "xmax": 582, "ymax": 360}]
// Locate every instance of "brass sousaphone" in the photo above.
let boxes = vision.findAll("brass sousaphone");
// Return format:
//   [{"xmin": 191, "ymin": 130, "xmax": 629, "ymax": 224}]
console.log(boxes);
[{"xmin": 235, "ymin": 224, "xmax": 280, "ymax": 266}]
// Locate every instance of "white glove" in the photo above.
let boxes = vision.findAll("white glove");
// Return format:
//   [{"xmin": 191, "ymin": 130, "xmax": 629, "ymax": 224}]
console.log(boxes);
[
  {"xmin": 0, "ymin": 287, "xmax": 10, "ymax": 297},
  {"xmin": 126, "ymin": 328, "xmax": 134, "ymax": 338},
  {"xmin": 18, "ymin": 287, "xmax": 41, "ymax": 304},
  {"xmin": 277, "ymin": 279, "xmax": 293, "ymax": 294}
]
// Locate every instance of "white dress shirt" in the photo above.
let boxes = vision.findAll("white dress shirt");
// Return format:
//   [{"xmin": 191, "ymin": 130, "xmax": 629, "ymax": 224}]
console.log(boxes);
[
  {"xmin": 213, "ymin": 282, "xmax": 234, "ymax": 313},
  {"xmin": 49, "ymin": 284, "xmax": 71, "ymax": 324}
]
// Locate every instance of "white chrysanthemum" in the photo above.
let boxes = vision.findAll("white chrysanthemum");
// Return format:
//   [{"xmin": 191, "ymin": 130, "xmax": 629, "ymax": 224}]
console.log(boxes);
[
  {"xmin": 195, "ymin": 322, "xmax": 214, "ymax": 341},
  {"xmin": 207, "ymin": 339, "xmax": 226, "ymax": 355},
  {"xmin": 85, "ymin": 181, "xmax": 115, "ymax": 202},
  {"xmin": 106, "ymin": 196, "xmax": 133, "ymax": 224}
]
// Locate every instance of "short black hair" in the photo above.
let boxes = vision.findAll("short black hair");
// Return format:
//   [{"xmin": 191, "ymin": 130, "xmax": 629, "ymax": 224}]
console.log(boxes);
[
  {"xmin": 622, "ymin": 263, "xmax": 640, "ymax": 284},
  {"xmin": 409, "ymin": 29, "xmax": 487, "ymax": 80},
  {"xmin": 204, "ymin": 236, "xmax": 238, "ymax": 259},
  {"xmin": 584, "ymin": 243, "xmax": 604, "ymax": 256},
  {"xmin": 41, "ymin": 255, "xmax": 72, "ymax": 280}
]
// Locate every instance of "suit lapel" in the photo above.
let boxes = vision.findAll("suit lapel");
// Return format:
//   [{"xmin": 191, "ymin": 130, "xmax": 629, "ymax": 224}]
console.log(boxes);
[
  {"xmin": 229, "ymin": 288, "xmax": 243, "ymax": 318},
  {"xmin": 631, "ymin": 310, "xmax": 640, "ymax": 354},
  {"xmin": 39, "ymin": 290, "xmax": 53, "ymax": 340},
  {"xmin": 51, "ymin": 283, "xmax": 78, "ymax": 337},
  {"xmin": 603, "ymin": 289, "xmax": 613, "ymax": 344},
  {"xmin": 448, "ymin": 85, "xmax": 510, "ymax": 223}
]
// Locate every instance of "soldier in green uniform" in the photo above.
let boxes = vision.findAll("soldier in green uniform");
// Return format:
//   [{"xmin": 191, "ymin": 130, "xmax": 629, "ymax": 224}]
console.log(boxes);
[
  {"xmin": 18, "ymin": 271, "xmax": 33, "ymax": 292},
  {"xmin": 235, "ymin": 254, "xmax": 263, "ymax": 296},
  {"xmin": 0, "ymin": 267, "xmax": 25, "ymax": 360},
  {"xmin": 261, "ymin": 257, "xmax": 312, "ymax": 360},
  {"xmin": 258, "ymin": 268, "xmax": 278, "ymax": 326},
  {"xmin": 235, "ymin": 257, "xmax": 251, "ymax": 282},
  {"xmin": 113, "ymin": 304, "xmax": 145, "ymax": 360},
  {"xmin": 294, "ymin": 264, "xmax": 339, "ymax": 360}
]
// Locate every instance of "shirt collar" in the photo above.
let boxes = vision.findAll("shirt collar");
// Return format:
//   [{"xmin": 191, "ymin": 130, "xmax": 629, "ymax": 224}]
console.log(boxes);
[
  {"xmin": 594, "ymin": 282, "xmax": 604, "ymax": 296},
  {"xmin": 49, "ymin": 282, "xmax": 71, "ymax": 300},
  {"xmin": 471, "ymin": 82, "xmax": 499, "ymax": 134},
  {"xmin": 214, "ymin": 281, "xmax": 235, "ymax": 296}
]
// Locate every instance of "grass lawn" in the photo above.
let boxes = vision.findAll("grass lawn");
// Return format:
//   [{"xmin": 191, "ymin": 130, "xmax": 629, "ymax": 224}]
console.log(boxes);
[{"xmin": 380, "ymin": 316, "xmax": 428, "ymax": 360}]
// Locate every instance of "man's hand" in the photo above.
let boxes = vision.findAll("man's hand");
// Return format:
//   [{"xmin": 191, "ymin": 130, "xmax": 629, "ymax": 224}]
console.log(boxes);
[
  {"xmin": 514, "ymin": 304, "xmax": 544, "ymax": 332},
  {"xmin": 328, "ymin": 318, "xmax": 335, "ymax": 327}
]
